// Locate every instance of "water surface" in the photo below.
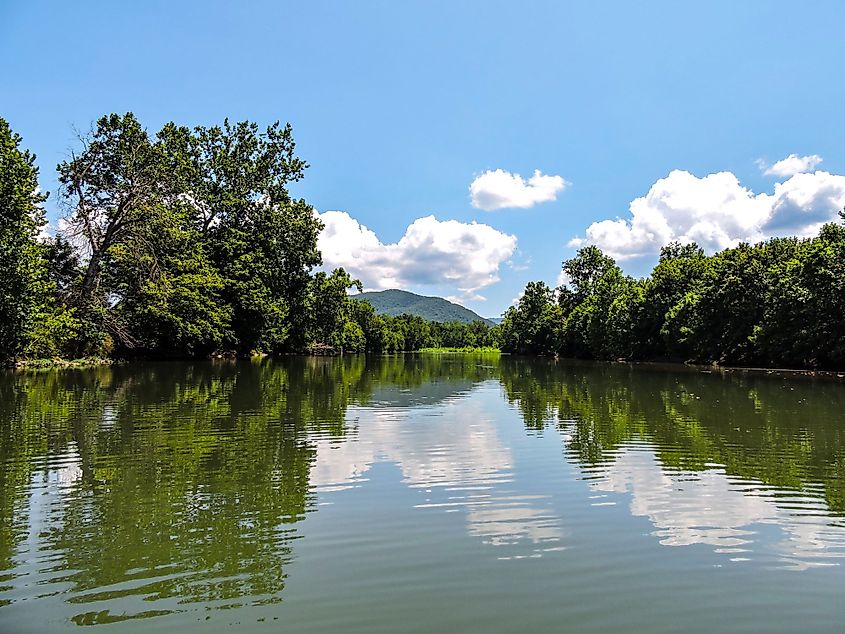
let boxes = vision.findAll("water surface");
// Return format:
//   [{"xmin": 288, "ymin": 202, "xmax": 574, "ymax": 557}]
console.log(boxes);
[{"xmin": 2, "ymin": 355, "xmax": 844, "ymax": 632}]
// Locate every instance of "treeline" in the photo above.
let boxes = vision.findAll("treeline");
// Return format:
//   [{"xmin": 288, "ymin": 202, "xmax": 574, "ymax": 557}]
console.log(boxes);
[
  {"xmin": 0, "ymin": 114, "xmax": 495, "ymax": 364},
  {"xmin": 336, "ymin": 305, "xmax": 499, "ymax": 353},
  {"xmin": 500, "ymin": 223, "xmax": 845, "ymax": 369}
]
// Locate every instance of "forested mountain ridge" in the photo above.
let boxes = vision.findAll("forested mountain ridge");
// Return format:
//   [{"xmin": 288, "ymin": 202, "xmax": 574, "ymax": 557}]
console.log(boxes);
[{"xmin": 351, "ymin": 289, "xmax": 495, "ymax": 325}]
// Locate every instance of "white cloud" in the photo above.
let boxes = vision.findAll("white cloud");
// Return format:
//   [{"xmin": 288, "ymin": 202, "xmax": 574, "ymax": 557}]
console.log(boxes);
[
  {"xmin": 555, "ymin": 269, "xmax": 571, "ymax": 289},
  {"xmin": 469, "ymin": 169, "xmax": 567, "ymax": 211},
  {"xmin": 569, "ymin": 169, "xmax": 845, "ymax": 260},
  {"xmin": 759, "ymin": 153, "xmax": 823, "ymax": 177},
  {"xmin": 446, "ymin": 293, "xmax": 485, "ymax": 305},
  {"xmin": 317, "ymin": 211, "xmax": 517, "ymax": 299},
  {"xmin": 55, "ymin": 217, "xmax": 91, "ymax": 255}
]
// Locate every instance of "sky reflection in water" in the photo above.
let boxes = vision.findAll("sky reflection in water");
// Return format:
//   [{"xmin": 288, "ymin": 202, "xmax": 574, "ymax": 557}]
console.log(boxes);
[{"xmin": 2, "ymin": 355, "xmax": 845, "ymax": 631}]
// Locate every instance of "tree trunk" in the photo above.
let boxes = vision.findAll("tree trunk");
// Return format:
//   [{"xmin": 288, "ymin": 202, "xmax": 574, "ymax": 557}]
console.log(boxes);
[{"xmin": 79, "ymin": 249, "xmax": 102, "ymax": 304}]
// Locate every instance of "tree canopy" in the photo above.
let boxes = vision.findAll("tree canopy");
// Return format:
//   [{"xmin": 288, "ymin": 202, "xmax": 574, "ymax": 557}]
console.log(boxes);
[
  {"xmin": 500, "ymin": 223, "xmax": 845, "ymax": 369},
  {"xmin": 0, "ymin": 114, "xmax": 497, "ymax": 364},
  {"xmin": 0, "ymin": 118, "xmax": 50, "ymax": 360},
  {"xmin": 3, "ymin": 113, "xmax": 844, "ymax": 369}
]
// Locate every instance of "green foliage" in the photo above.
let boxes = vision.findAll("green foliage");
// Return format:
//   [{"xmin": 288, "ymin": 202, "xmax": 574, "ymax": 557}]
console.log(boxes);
[
  {"xmin": 0, "ymin": 118, "xmax": 48, "ymax": 362},
  {"xmin": 307, "ymin": 268, "xmax": 361, "ymax": 349},
  {"xmin": 499, "ymin": 282, "xmax": 562, "ymax": 354},
  {"xmin": 419, "ymin": 346, "xmax": 500, "ymax": 353},
  {"xmin": 0, "ymin": 113, "xmax": 507, "ymax": 362},
  {"xmin": 159, "ymin": 119, "xmax": 319, "ymax": 352},
  {"xmin": 24, "ymin": 304, "xmax": 80, "ymax": 359},
  {"xmin": 638, "ymin": 242, "xmax": 705, "ymax": 357},
  {"xmin": 52, "ymin": 113, "xmax": 322, "ymax": 357},
  {"xmin": 558, "ymin": 253, "xmax": 634, "ymax": 359},
  {"xmin": 16, "ymin": 110, "xmax": 844, "ymax": 369},
  {"xmin": 338, "ymin": 297, "xmax": 498, "ymax": 354},
  {"xmin": 750, "ymin": 225, "xmax": 845, "ymax": 367},
  {"xmin": 105, "ymin": 203, "xmax": 231, "ymax": 355},
  {"xmin": 339, "ymin": 321, "xmax": 366, "ymax": 352},
  {"xmin": 502, "ymin": 228, "xmax": 845, "ymax": 369}
]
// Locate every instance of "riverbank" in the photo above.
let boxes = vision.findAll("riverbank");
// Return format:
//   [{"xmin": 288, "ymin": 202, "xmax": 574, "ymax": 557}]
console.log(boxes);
[
  {"xmin": 9, "ymin": 352, "xmax": 845, "ymax": 382},
  {"xmin": 547, "ymin": 356, "xmax": 845, "ymax": 382},
  {"xmin": 13, "ymin": 357, "xmax": 116, "ymax": 371},
  {"xmin": 418, "ymin": 346, "xmax": 501, "ymax": 354}
]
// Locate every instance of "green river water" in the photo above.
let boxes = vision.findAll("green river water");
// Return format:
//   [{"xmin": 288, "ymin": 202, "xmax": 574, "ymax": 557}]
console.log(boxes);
[{"xmin": 1, "ymin": 355, "xmax": 844, "ymax": 632}]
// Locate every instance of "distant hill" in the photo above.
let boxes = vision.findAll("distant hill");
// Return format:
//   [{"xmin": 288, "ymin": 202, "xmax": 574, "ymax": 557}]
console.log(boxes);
[{"xmin": 351, "ymin": 289, "xmax": 495, "ymax": 325}]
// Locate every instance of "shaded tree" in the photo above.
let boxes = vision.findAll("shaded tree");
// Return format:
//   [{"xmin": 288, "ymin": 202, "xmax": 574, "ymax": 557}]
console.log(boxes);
[
  {"xmin": 499, "ymin": 281, "xmax": 561, "ymax": 354},
  {"xmin": 0, "ymin": 118, "xmax": 48, "ymax": 362}
]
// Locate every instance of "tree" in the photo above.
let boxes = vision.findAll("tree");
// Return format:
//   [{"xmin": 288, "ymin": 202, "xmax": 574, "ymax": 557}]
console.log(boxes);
[
  {"xmin": 672, "ymin": 243, "xmax": 766, "ymax": 364},
  {"xmin": 21, "ymin": 236, "xmax": 82, "ymax": 359},
  {"xmin": 348, "ymin": 300, "xmax": 382, "ymax": 352},
  {"xmin": 752, "ymin": 226, "xmax": 845, "ymax": 367},
  {"xmin": 56, "ymin": 113, "xmax": 322, "ymax": 357},
  {"xmin": 59, "ymin": 113, "xmax": 169, "ymax": 307},
  {"xmin": 639, "ymin": 241, "xmax": 705, "ymax": 358},
  {"xmin": 558, "ymin": 245, "xmax": 617, "ymax": 309},
  {"xmin": 57, "ymin": 113, "xmax": 171, "ymax": 353},
  {"xmin": 306, "ymin": 268, "xmax": 361, "ymax": 350},
  {"xmin": 395, "ymin": 314, "xmax": 435, "ymax": 349},
  {"xmin": 0, "ymin": 118, "xmax": 48, "ymax": 362},
  {"xmin": 104, "ymin": 201, "xmax": 231, "ymax": 355},
  {"xmin": 556, "ymin": 247, "xmax": 634, "ymax": 359},
  {"xmin": 159, "ymin": 119, "xmax": 321, "ymax": 353},
  {"xmin": 499, "ymin": 281, "xmax": 561, "ymax": 354}
]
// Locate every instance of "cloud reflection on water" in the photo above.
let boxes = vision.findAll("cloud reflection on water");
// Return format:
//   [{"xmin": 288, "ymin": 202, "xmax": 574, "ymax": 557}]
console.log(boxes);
[
  {"xmin": 310, "ymin": 389, "xmax": 563, "ymax": 553},
  {"xmin": 576, "ymin": 441, "xmax": 845, "ymax": 569}
]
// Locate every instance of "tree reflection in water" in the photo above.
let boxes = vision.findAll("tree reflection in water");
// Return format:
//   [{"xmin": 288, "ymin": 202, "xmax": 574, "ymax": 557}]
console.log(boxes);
[{"xmin": 1, "ymin": 354, "xmax": 845, "ymax": 625}]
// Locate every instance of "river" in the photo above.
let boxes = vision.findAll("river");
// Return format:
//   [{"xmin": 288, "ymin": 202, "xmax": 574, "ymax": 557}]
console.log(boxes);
[{"xmin": 1, "ymin": 355, "xmax": 844, "ymax": 632}]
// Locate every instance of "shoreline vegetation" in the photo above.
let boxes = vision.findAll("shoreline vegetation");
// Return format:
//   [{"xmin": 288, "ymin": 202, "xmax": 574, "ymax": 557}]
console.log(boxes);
[
  {"xmin": 418, "ymin": 346, "xmax": 500, "ymax": 354},
  {"xmin": 2, "ymin": 113, "xmax": 845, "ymax": 372},
  {"xmin": 13, "ymin": 356, "xmax": 116, "ymax": 370},
  {"xmin": 10, "ymin": 354, "xmax": 845, "ymax": 383},
  {"xmin": 496, "ymin": 227, "xmax": 845, "ymax": 370}
]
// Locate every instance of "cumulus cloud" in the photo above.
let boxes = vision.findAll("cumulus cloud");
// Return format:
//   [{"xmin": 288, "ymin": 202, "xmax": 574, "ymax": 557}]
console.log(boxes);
[
  {"xmin": 469, "ymin": 169, "xmax": 567, "ymax": 211},
  {"xmin": 317, "ymin": 211, "xmax": 517, "ymax": 300},
  {"xmin": 555, "ymin": 269, "xmax": 571, "ymax": 289},
  {"xmin": 569, "ymin": 169, "xmax": 845, "ymax": 260},
  {"xmin": 759, "ymin": 153, "xmax": 823, "ymax": 177}
]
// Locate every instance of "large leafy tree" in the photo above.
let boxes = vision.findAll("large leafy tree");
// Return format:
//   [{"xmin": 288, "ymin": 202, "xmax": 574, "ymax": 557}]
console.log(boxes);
[
  {"xmin": 499, "ymin": 281, "xmax": 561, "ymax": 354},
  {"xmin": 503, "ymin": 223, "xmax": 845, "ymax": 368},
  {"xmin": 158, "ymin": 119, "xmax": 322, "ymax": 353},
  {"xmin": 58, "ymin": 113, "xmax": 171, "ymax": 352},
  {"xmin": 306, "ymin": 268, "xmax": 361, "ymax": 350},
  {"xmin": 103, "ymin": 200, "xmax": 231, "ymax": 355},
  {"xmin": 555, "ymin": 247, "xmax": 635, "ymax": 359},
  {"xmin": 0, "ymin": 118, "xmax": 48, "ymax": 361},
  {"xmin": 636, "ymin": 242, "xmax": 704, "ymax": 355},
  {"xmin": 59, "ymin": 113, "xmax": 169, "ymax": 306},
  {"xmin": 58, "ymin": 114, "xmax": 323, "ymax": 356}
]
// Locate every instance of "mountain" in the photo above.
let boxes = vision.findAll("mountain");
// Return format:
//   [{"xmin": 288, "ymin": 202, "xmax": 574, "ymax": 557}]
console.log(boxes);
[{"xmin": 351, "ymin": 290, "xmax": 496, "ymax": 325}]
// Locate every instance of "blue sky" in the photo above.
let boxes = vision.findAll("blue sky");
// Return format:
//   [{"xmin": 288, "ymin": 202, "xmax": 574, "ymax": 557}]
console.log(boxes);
[{"xmin": 3, "ymin": 0, "xmax": 845, "ymax": 317}]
